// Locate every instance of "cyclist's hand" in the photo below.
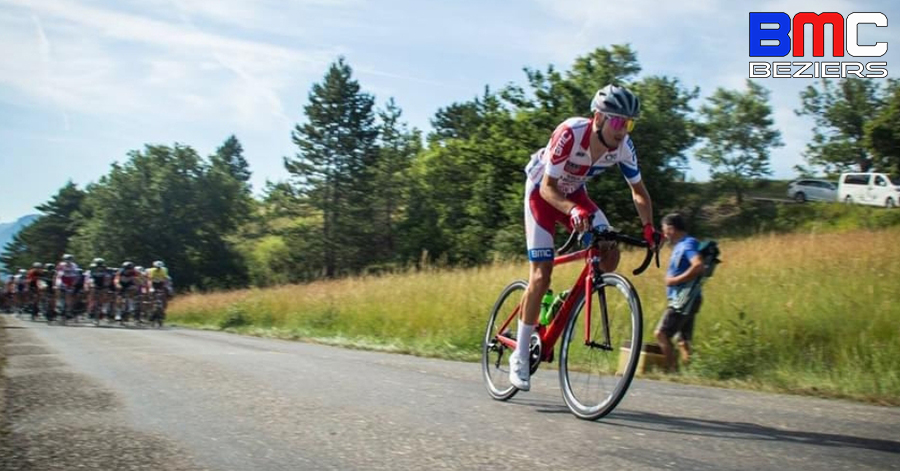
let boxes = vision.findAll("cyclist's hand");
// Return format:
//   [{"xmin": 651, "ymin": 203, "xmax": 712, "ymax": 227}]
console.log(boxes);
[
  {"xmin": 569, "ymin": 206, "xmax": 592, "ymax": 233},
  {"xmin": 643, "ymin": 223, "xmax": 660, "ymax": 249}
]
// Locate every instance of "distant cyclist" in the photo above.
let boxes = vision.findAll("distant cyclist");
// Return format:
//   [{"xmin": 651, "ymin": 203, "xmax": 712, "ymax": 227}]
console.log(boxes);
[
  {"xmin": 13, "ymin": 269, "xmax": 27, "ymax": 312},
  {"xmin": 146, "ymin": 260, "xmax": 172, "ymax": 309},
  {"xmin": 115, "ymin": 262, "xmax": 141, "ymax": 321},
  {"xmin": 25, "ymin": 262, "xmax": 44, "ymax": 313},
  {"xmin": 55, "ymin": 254, "xmax": 81, "ymax": 318},
  {"xmin": 86, "ymin": 258, "xmax": 113, "ymax": 320}
]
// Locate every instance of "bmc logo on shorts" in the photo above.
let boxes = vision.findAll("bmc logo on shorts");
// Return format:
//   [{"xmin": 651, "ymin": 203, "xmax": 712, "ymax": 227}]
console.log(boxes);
[{"xmin": 529, "ymin": 248, "xmax": 554, "ymax": 261}]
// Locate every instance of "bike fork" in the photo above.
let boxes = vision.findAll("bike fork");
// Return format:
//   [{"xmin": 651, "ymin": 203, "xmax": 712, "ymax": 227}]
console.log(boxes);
[
  {"xmin": 584, "ymin": 280, "xmax": 613, "ymax": 351},
  {"xmin": 588, "ymin": 258, "xmax": 613, "ymax": 350}
]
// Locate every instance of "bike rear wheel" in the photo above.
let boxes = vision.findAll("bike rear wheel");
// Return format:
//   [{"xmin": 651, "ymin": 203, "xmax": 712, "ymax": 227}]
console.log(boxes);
[
  {"xmin": 153, "ymin": 296, "xmax": 165, "ymax": 328},
  {"xmin": 559, "ymin": 273, "xmax": 643, "ymax": 420},
  {"xmin": 482, "ymin": 280, "xmax": 527, "ymax": 401}
]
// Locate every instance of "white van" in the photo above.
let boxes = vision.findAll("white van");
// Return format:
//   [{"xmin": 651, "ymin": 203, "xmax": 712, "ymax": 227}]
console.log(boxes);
[{"xmin": 837, "ymin": 172, "xmax": 900, "ymax": 208}]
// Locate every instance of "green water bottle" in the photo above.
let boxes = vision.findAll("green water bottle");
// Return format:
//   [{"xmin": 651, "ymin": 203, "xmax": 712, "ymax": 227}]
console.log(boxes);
[
  {"xmin": 545, "ymin": 290, "xmax": 569, "ymax": 326},
  {"xmin": 539, "ymin": 289, "xmax": 555, "ymax": 326}
]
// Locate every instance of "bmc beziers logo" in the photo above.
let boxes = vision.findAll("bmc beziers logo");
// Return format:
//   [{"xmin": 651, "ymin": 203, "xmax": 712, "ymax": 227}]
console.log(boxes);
[{"xmin": 748, "ymin": 12, "xmax": 888, "ymax": 78}]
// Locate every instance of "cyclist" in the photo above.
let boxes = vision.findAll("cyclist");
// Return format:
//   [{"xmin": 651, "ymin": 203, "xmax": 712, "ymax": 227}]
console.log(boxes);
[
  {"xmin": 14, "ymin": 268, "xmax": 27, "ymax": 312},
  {"xmin": 55, "ymin": 254, "xmax": 81, "ymax": 319},
  {"xmin": 135, "ymin": 265, "xmax": 148, "ymax": 319},
  {"xmin": 84, "ymin": 257, "xmax": 107, "ymax": 322},
  {"xmin": 115, "ymin": 262, "xmax": 141, "ymax": 321},
  {"xmin": 86, "ymin": 258, "xmax": 113, "ymax": 320},
  {"xmin": 146, "ymin": 260, "xmax": 172, "ymax": 309},
  {"xmin": 72, "ymin": 267, "xmax": 87, "ymax": 317},
  {"xmin": 512, "ymin": 84, "xmax": 659, "ymax": 391},
  {"xmin": 42, "ymin": 263, "xmax": 56, "ymax": 319},
  {"xmin": 25, "ymin": 262, "xmax": 44, "ymax": 314}
]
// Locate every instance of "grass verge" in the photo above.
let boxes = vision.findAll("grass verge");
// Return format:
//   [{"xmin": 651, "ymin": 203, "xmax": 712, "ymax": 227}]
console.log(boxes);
[{"xmin": 169, "ymin": 227, "xmax": 900, "ymax": 406}]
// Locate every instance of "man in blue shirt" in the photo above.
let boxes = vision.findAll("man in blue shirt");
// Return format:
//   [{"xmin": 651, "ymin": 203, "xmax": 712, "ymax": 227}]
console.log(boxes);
[{"xmin": 655, "ymin": 213, "xmax": 705, "ymax": 372}]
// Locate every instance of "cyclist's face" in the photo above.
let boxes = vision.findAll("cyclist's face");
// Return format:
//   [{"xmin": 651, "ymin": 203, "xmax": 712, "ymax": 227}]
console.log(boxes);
[{"xmin": 597, "ymin": 113, "xmax": 629, "ymax": 148}]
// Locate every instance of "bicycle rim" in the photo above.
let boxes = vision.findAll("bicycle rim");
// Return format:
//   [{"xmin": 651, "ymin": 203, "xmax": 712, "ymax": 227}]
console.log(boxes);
[
  {"xmin": 559, "ymin": 273, "xmax": 642, "ymax": 420},
  {"xmin": 482, "ymin": 280, "xmax": 527, "ymax": 401}
]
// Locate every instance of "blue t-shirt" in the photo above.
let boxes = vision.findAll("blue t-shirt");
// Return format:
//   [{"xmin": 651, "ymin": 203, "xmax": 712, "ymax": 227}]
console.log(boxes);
[{"xmin": 667, "ymin": 236, "xmax": 700, "ymax": 300}]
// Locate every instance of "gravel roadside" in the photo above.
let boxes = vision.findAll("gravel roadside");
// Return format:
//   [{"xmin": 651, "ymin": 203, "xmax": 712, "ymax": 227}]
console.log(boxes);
[{"xmin": 0, "ymin": 315, "xmax": 209, "ymax": 471}]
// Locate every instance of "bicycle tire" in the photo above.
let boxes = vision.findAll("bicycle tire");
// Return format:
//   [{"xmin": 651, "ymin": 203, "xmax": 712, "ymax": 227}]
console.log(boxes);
[
  {"xmin": 558, "ymin": 272, "xmax": 643, "ymax": 420},
  {"xmin": 59, "ymin": 296, "xmax": 67, "ymax": 326},
  {"xmin": 158, "ymin": 294, "xmax": 167, "ymax": 328},
  {"xmin": 482, "ymin": 280, "xmax": 527, "ymax": 401}
]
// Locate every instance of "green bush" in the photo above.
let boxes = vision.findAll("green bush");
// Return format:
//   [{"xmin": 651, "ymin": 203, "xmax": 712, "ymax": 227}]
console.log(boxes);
[
  {"xmin": 219, "ymin": 304, "xmax": 251, "ymax": 329},
  {"xmin": 692, "ymin": 311, "xmax": 771, "ymax": 380},
  {"xmin": 245, "ymin": 235, "xmax": 293, "ymax": 287}
]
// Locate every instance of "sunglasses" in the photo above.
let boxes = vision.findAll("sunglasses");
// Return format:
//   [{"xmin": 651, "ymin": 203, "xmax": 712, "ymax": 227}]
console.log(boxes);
[{"xmin": 605, "ymin": 114, "xmax": 636, "ymax": 132}]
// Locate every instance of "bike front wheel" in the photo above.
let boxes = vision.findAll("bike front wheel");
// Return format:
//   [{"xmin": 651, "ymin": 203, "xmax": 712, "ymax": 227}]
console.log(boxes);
[
  {"xmin": 482, "ymin": 280, "xmax": 527, "ymax": 401},
  {"xmin": 558, "ymin": 273, "xmax": 643, "ymax": 420}
]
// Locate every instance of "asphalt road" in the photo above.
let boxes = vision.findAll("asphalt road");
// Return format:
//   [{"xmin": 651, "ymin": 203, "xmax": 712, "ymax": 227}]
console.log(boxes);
[{"xmin": 2, "ymin": 315, "xmax": 899, "ymax": 471}]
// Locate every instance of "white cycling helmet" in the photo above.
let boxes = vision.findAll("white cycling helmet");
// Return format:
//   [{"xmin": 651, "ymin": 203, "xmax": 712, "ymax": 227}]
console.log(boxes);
[{"xmin": 153, "ymin": 260, "xmax": 165, "ymax": 268}]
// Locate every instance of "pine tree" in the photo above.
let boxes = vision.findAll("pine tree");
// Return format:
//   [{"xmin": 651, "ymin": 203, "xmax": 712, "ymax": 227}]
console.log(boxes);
[
  {"xmin": 372, "ymin": 98, "xmax": 421, "ymax": 261},
  {"xmin": 284, "ymin": 57, "xmax": 378, "ymax": 277},
  {"xmin": 0, "ymin": 181, "xmax": 85, "ymax": 270},
  {"xmin": 212, "ymin": 134, "xmax": 252, "ymax": 187}
]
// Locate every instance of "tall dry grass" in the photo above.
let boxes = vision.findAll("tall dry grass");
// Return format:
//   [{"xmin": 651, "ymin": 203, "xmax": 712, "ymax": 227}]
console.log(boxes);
[{"xmin": 169, "ymin": 228, "xmax": 900, "ymax": 403}]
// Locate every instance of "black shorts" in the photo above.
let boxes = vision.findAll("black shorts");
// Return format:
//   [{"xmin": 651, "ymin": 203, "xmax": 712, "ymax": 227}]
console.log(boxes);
[{"xmin": 655, "ymin": 296, "xmax": 702, "ymax": 342}]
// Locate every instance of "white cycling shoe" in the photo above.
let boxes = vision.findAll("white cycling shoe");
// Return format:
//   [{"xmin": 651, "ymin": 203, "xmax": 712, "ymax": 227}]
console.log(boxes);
[{"xmin": 508, "ymin": 353, "xmax": 531, "ymax": 391}]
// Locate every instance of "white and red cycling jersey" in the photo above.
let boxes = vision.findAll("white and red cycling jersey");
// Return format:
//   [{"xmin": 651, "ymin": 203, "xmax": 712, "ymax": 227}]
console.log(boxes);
[
  {"xmin": 55, "ymin": 261, "xmax": 81, "ymax": 289},
  {"xmin": 524, "ymin": 116, "xmax": 641, "ymax": 193},
  {"xmin": 522, "ymin": 116, "xmax": 642, "ymax": 261}
]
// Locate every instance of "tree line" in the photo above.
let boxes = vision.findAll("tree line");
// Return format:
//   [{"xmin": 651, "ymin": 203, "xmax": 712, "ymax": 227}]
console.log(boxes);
[{"xmin": 3, "ymin": 45, "xmax": 899, "ymax": 289}]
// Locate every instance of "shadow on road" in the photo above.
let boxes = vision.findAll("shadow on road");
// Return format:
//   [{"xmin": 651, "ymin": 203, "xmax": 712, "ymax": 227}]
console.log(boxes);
[{"xmin": 604, "ymin": 410, "xmax": 900, "ymax": 454}]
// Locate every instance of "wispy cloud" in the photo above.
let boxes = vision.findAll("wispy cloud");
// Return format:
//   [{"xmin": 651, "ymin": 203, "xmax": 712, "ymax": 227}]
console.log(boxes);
[
  {"xmin": 156, "ymin": 0, "xmax": 363, "ymax": 31},
  {"xmin": 30, "ymin": 14, "xmax": 50, "ymax": 57},
  {"xmin": 4, "ymin": 0, "xmax": 312, "ymax": 60},
  {"xmin": 1, "ymin": 0, "xmax": 461, "ymax": 131},
  {"xmin": 0, "ymin": 0, "xmax": 342, "ymax": 129}
]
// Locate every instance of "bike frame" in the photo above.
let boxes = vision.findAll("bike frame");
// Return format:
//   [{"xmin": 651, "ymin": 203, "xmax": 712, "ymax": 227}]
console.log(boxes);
[{"xmin": 493, "ymin": 243, "xmax": 605, "ymax": 362}]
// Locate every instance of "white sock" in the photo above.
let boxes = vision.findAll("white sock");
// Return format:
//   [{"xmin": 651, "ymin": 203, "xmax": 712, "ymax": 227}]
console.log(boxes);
[{"xmin": 515, "ymin": 321, "xmax": 534, "ymax": 359}]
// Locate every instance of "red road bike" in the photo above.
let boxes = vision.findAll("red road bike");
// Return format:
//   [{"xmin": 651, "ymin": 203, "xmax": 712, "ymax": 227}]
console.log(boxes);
[{"xmin": 482, "ymin": 227, "xmax": 658, "ymax": 420}]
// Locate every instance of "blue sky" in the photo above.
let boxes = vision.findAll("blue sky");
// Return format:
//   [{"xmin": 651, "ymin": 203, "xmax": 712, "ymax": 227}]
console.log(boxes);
[{"xmin": 0, "ymin": 0, "xmax": 897, "ymax": 222}]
